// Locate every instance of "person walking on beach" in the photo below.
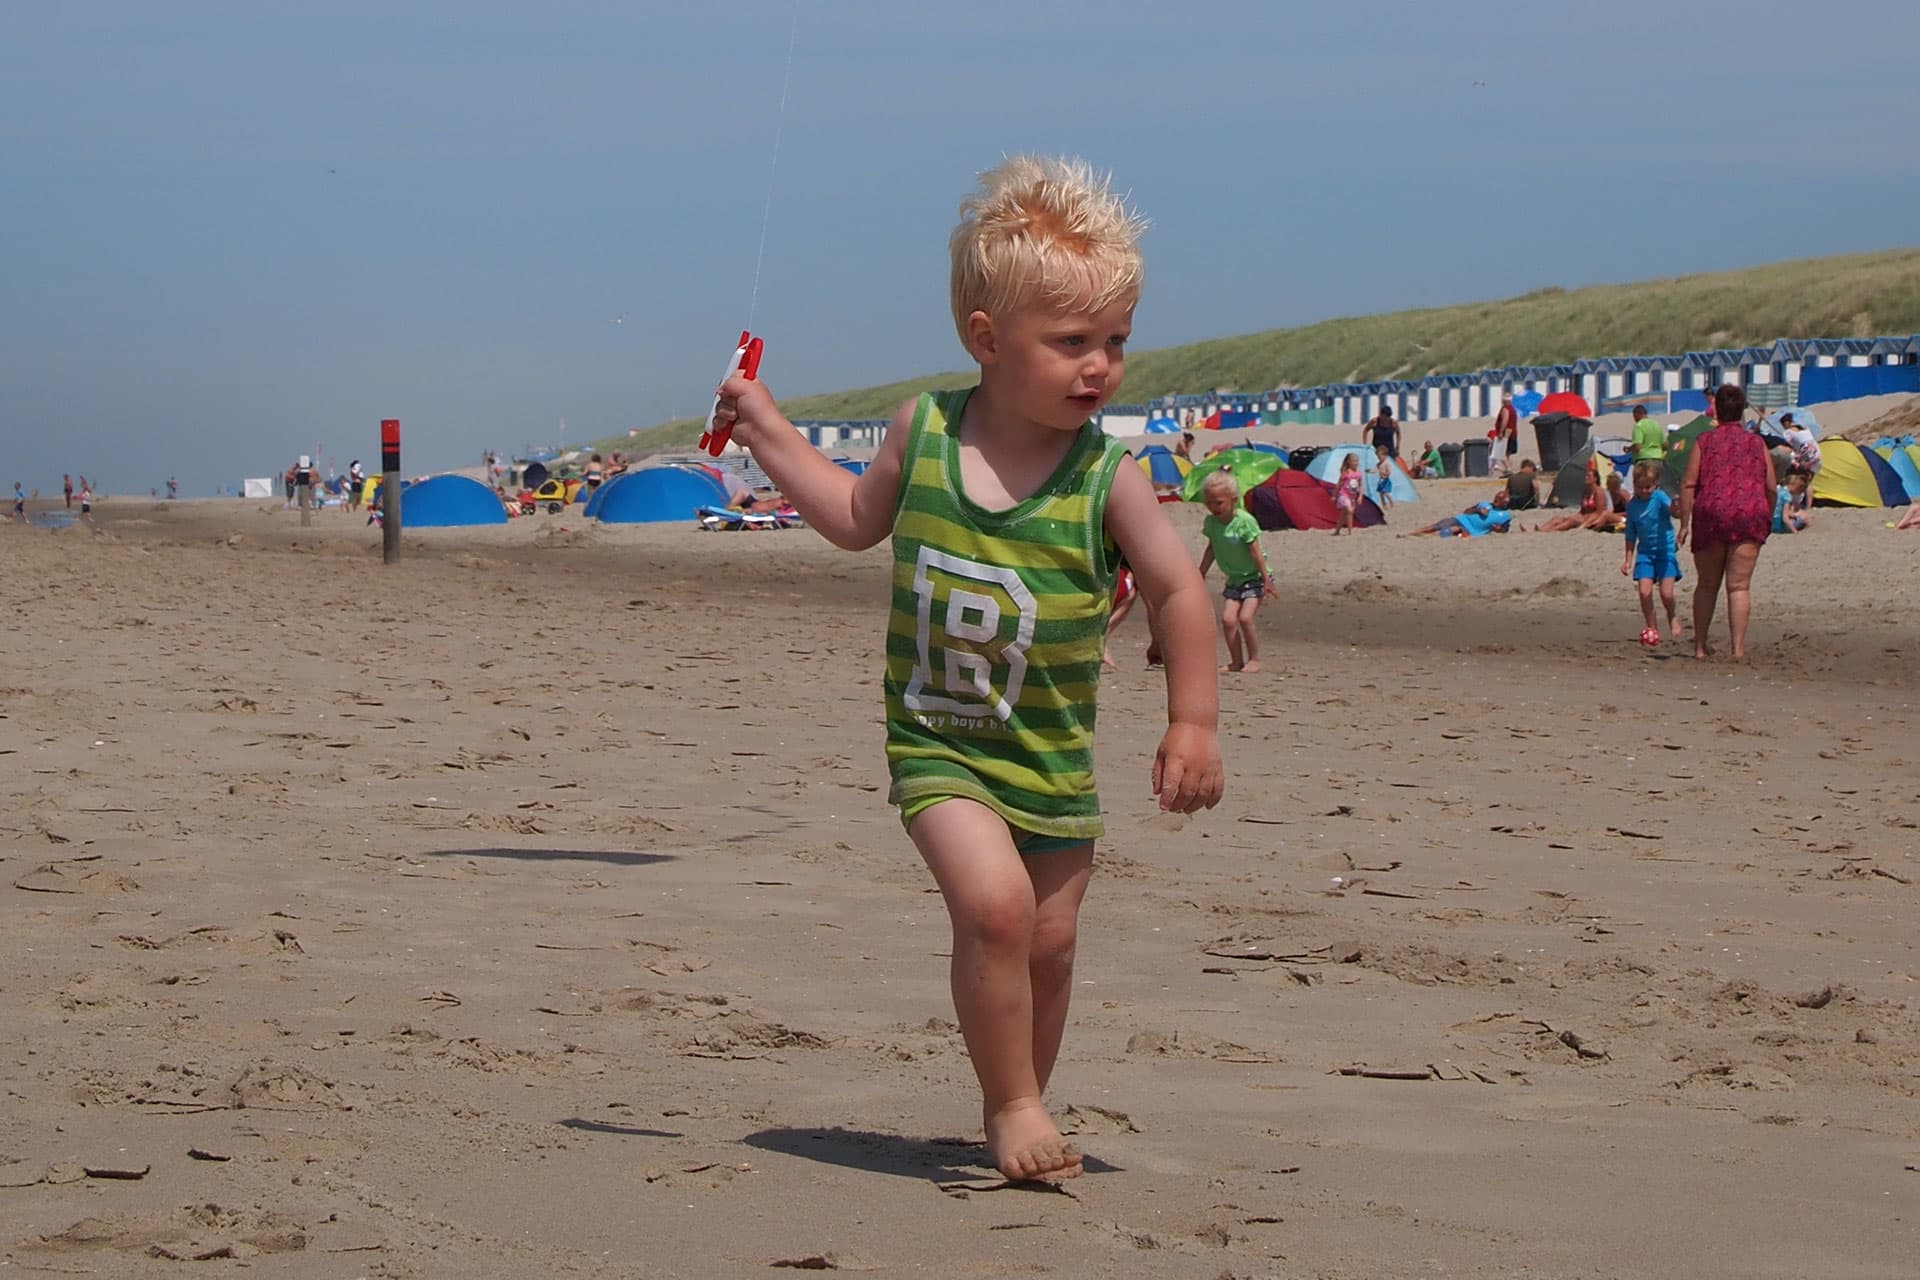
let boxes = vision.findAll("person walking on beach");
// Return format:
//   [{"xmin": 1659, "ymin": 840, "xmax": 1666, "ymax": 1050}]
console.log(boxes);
[
  {"xmin": 1373, "ymin": 447, "xmax": 1396, "ymax": 511},
  {"xmin": 1497, "ymin": 393, "xmax": 1522, "ymax": 473},
  {"xmin": 1196, "ymin": 472, "xmax": 1277, "ymax": 674},
  {"xmin": 78, "ymin": 482, "xmax": 94, "ymax": 526},
  {"xmin": 1362, "ymin": 404, "xmax": 1400, "ymax": 460},
  {"xmin": 1621, "ymin": 461, "xmax": 1681, "ymax": 646},
  {"xmin": 63, "ymin": 474, "xmax": 74, "ymax": 509},
  {"xmin": 708, "ymin": 155, "xmax": 1224, "ymax": 1184},
  {"xmin": 11, "ymin": 482, "xmax": 24, "ymax": 523},
  {"xmin": 1677, "ymin": 384, "xmax": 1775, "ymax": 660}
]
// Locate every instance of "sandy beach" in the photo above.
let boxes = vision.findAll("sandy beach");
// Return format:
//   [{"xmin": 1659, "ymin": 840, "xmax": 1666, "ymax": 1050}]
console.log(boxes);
[{"xmin": 2, "ymin": 486, "xmax": 1916, "ymax": 1278}]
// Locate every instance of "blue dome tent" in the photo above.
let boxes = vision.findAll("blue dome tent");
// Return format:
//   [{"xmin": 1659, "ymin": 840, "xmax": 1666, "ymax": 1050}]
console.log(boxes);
[
  {"xmin": 400, "ymin": 475, "xmax": 507, "ymax": 527},
  {"xmin": 592, "ymin": 466, "xmax": 730, "ymax": 524},
  {"xmin": 1306, "ymin": 444, "xmax": 1419, "ymax": 504},
  {"xmin": 581, "ymin": 471, "xmax": 628, "ymax": 518},
  {"xmin": 1144, "ymin": 416, "xmax": 1181, "ymax": 434}
]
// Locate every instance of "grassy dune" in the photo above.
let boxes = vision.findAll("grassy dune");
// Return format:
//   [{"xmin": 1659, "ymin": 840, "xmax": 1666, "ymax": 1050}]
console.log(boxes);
[{"xmin": 598, "ymin": 248, "xmax": 1920, "ymax": 457}]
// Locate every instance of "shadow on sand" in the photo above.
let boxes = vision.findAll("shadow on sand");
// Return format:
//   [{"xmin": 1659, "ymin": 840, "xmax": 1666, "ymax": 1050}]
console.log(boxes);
[
  {"xmin": 425, "ymin": 847, "xmax": 676, "ymax": 867},
  {"xmin": 558, "ymin": 1117, "xmax": 685, "ymax": 1139},
  {"xmin": 742, "ymin": 1126, "xmax": 1118, "ymax": 1182}
]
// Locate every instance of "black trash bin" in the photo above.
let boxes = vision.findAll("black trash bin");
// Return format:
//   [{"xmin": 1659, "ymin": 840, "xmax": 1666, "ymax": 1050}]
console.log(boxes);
[
  {"xmin": 1436, "ymin": 441, "xmax": 1463, "ymax": 477},
  {"xmin": 1566, "ymin": 417, "xmax": 1591, "ymax": 457},
  {"xmin": 1533, "ymin": 413, "xmax": 1595, "ymax": 472},
  {"xmin": 1461, "ymin": 438, "xmax": 1491, "ymax": 477}
]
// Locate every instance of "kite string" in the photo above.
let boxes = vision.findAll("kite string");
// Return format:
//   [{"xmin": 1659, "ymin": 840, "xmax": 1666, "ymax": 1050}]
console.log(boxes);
[{"xmin": 745, "ymin": 0, "xmax": 801, "ymax": 333}]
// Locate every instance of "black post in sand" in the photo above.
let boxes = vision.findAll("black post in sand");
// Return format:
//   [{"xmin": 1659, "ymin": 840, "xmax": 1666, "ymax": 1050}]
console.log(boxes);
[{"xmin": 381, "ymin": 419, "xmax": 401, "ymax": 564}]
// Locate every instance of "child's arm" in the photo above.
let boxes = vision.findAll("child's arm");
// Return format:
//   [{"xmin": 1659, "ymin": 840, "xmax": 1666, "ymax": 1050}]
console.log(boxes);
[
  {"xmin": 714, "ymin": 378, "xmax": 909, "ymax": 550},
  {"xmin": 1105, "ymin": 463, "xmax": 1223, "ymax": 814},
  {"xmin": 1246, "ymin": 535, "xmax": 1277, "ymax": 592},
  {"xmin": 1196, "ymin": 542, "xmax": 1215, "ymax": 580},
  {"xmin": 1620, "ymin": 518, "xmax": 1637, "ymax": 574}
]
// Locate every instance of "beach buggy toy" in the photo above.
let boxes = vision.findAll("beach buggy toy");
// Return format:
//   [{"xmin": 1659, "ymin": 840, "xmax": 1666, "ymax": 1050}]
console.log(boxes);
[
  {"xmin": 698, "ymin": 330, "xmax": 765, "ymax": 457},
  {"xmin": 530, "ymin": 478, "xmax": 571, "ymax": 513}
]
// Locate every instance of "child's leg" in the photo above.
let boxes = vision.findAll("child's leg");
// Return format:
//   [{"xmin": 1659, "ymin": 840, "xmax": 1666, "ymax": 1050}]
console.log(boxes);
[
  {"xmin": 1026, "ymin": 845, "xmax": 1095, "ymax": 1095},
  {"xmin": 1658, "ymin": 578, "xmax": 1678, "ymax": 633},
  {"xmin": 1237, "ymin": 595, "xmax": 1263, "ymax": 673},
  {"xmin": 909, "ymin": 799, "xmax": 1084, "ymax": 1181},
  {"xmin": 1219, "ymin": 599, "xmax": 1245, "ymax": 672},
  {"xmin": 1635, "ymin": 579, "xmax": 1656, "ymax": 631}
]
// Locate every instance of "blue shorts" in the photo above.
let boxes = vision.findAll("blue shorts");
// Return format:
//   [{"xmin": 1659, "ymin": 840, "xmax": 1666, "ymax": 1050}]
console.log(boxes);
[
  {"xmin": 1633, "ymin": 552, "xmax": 1682, "ymax": 582},
  {"xmin": 1223, "ymin": 580, "xmax": 1266, "ymax": 601}
]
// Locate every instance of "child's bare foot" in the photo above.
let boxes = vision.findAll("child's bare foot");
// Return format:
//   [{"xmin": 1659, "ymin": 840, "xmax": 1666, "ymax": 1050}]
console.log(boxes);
[
  {"xmin": 1240, "ymin": 659, "xmax": 1262, "ymax": 673},
  {"xmin": 1101, "ymin": 654, "xmax": 1117, "ymax": 671},
  {"xmin": 984, "ymin": 1099, "xmax": 1082, "ymax": 1182},
  {"xmin": 1218, "ymin": 662, "xmax": 1243, "ymax": 674}
]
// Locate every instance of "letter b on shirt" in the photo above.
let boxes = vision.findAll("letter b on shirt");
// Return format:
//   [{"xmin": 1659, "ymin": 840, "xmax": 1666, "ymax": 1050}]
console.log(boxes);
[{"xmin": 904, "ymin": 547, "xmax": 1036, "ymax": 723}]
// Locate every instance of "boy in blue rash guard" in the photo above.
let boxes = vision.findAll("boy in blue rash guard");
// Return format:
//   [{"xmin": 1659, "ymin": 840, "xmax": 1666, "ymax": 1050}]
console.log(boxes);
[{"xmin": 1621, "ymin": 461, "xmax": 1682, "ymax": 646}]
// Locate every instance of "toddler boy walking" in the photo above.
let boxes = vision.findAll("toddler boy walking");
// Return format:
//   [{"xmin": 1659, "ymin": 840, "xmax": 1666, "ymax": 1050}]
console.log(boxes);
[{"xmin": 710, "ymin": 156, "xmax": 1225, "ymax": 1182}]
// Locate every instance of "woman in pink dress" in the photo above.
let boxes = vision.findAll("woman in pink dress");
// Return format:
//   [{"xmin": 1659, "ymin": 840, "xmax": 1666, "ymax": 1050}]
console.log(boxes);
[{"xmin": 1677, "ymin": 384, "xmax": 1776, "ymax": 660}]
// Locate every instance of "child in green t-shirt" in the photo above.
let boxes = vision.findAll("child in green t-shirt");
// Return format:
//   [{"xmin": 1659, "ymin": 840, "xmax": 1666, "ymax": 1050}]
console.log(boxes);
[{"xmin": 1197, "ymin": 472, "xmax": 1278, "ymax": 674}]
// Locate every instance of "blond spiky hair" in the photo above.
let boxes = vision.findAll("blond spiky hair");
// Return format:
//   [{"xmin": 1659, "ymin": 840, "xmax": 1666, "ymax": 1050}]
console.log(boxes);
[{"xmin": 949, "ymin": 155, "xmax": 1147, "ymax": 346}]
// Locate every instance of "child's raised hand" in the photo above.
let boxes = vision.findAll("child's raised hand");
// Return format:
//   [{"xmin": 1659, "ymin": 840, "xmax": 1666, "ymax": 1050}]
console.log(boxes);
[
  {"xmin": 1152, "ymin": 722, "xmax": 1224, "ymax": 814},
  {"xmin": 713, "ymin": 374, "xmax": 782, "ymax": 451}
]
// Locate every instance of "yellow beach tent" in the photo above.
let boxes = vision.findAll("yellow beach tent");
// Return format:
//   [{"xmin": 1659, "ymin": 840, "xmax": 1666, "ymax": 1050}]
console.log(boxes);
[{"xmin": 1811, "ymin": 439, "xmax": 1901, "ymax": 507}]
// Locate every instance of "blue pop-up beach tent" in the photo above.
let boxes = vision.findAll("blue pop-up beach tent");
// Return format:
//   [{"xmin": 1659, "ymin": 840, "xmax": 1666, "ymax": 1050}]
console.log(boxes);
[
  {"xmin": 400, "ymin": 475, "xmax": 507, "ymax": 527},
  {"xmin": 592, "ymin": 466, "xmax": 730, "ymax": 524}
]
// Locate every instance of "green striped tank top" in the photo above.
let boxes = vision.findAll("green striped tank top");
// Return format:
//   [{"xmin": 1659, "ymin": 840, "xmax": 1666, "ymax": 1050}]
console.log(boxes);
[{"xmin": 884, "ymin": 388, "xmax": 1127, "ymax": 840}]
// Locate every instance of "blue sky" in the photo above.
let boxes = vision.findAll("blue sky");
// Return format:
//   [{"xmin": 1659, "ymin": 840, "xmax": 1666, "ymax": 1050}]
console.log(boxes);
[{"xmin": 4, "ymin": 0, "xmax": 1916, "ymax": 495}]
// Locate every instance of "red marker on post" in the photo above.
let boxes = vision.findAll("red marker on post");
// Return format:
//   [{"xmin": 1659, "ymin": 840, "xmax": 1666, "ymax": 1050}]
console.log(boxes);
[{"xmin": 698, "ymin": 330, "xmax": 765, "ymax": 457}]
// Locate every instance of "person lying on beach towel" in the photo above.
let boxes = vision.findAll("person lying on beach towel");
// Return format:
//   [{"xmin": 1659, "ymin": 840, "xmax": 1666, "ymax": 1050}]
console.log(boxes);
[{"xmin": 1399, "ymin": 491, "xmax": 1512, "ymax": 537}]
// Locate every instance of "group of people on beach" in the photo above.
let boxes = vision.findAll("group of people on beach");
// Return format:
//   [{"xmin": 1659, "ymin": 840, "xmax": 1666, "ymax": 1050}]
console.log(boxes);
[
  {"xmin": 1397, "ymin": 393, "xmax": 1829, "ymax": 657},
  {"xmin": 10, "ymin": 475, "xmax": 93, "ymax": 525}
]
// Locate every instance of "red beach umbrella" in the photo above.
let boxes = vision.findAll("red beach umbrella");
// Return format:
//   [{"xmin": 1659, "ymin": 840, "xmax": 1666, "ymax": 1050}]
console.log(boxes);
[{"xmin": 1537, "ymin": 391, "xmax": 1593, "ymax": 419}]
